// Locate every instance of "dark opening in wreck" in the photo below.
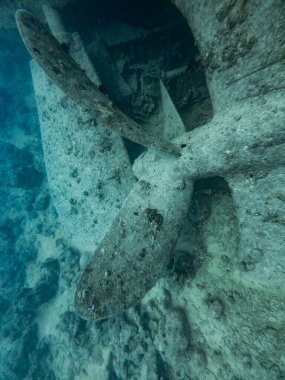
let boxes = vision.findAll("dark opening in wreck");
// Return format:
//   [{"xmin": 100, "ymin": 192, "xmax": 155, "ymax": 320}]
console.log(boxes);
[{"xmin": 62, "ymin": 0, "xmax": 213, "ymax": 160}]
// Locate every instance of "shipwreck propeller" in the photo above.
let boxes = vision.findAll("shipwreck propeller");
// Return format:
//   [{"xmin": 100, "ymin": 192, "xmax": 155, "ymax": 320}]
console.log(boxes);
[{"xmin": 16, "ymin": 5, "xmax": 285, "ymax": 322}]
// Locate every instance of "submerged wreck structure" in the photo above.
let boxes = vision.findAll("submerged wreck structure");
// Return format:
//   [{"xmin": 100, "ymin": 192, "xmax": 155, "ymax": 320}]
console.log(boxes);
[{"xmin": 0, "ymin": 0, "xmax": 284, "ymax": 378}]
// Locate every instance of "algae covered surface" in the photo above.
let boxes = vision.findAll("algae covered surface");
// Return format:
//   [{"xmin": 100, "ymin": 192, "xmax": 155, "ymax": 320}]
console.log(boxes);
[{"xmin": 0, "ymin": 0, "xmax": 285, "ymax": 379}]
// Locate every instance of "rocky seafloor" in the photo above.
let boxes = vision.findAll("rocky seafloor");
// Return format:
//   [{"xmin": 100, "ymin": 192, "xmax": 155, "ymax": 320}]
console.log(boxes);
[{"xmin": 1, "ymin": 1, "xmax": 285, "ymax": 379}]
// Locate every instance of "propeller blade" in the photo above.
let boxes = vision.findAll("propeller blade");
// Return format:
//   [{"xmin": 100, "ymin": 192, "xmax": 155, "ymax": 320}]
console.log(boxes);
[
  {"xmin": 15, "ymin": 9, "xmax": 179, "ymax": 155},
  {"xmin": 75, "ymin": 162, "xmax": 193, "ymax": 320}
]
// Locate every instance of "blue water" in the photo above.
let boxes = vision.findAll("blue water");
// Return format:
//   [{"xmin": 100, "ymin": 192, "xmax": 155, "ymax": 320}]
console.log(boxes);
[{"xmin": 0, "ymin": 30, "xmax": 49, "ymax": 379}]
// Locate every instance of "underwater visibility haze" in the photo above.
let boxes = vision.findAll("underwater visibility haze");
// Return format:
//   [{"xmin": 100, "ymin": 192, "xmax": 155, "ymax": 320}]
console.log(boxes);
[{"xmin": 0, "ymin": 0, "xmax": 285, "ymax": 379}]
